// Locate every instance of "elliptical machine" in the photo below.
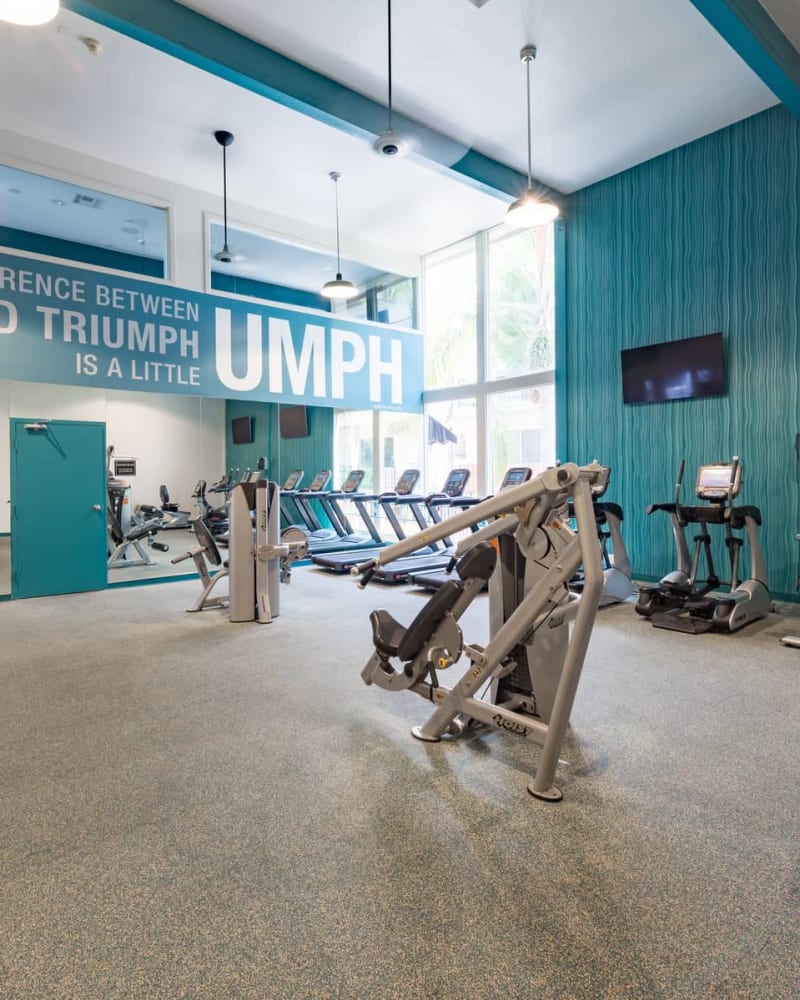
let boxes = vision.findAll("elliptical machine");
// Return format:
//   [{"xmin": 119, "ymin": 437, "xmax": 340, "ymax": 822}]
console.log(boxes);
[{"xmin": 635, "ymin": 457, "xmax": 770, "ymax": 633}]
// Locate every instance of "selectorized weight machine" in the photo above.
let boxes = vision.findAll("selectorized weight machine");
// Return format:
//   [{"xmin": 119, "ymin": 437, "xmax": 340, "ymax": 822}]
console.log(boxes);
[
  {"xmin": 172, "ymin": 479, "xmax": 307, "ymax": 623},
  {"xmin": 356, "ymin": 461, "xmax": 609, "ymax": 802}
]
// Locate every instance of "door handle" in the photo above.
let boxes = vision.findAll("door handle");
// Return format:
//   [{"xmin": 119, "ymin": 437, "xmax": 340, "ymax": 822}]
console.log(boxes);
[{"xmin": 92, "ymin": 504, "xmax": 102, "ymax": 511}]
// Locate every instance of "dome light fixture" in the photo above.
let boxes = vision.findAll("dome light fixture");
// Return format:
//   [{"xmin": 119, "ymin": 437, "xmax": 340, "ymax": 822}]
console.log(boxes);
[
  {"xmin": 505, "ymin": 45, "xmax": 559, "ymax": 229},
  {"xmin": 0, "ymin": 0, "xmax": 59, "ymax": 25},
  {"xmin": 373, "ymin": 0, "xmax": 408, "ymax": 158},
  {"xmin": 320, "ymin": 172, "xmax": 359, "ymax": 301}
]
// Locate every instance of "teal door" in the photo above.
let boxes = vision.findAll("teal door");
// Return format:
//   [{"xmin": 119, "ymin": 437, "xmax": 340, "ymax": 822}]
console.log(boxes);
[{"xmin": 11, "ymin": 419, "xmax": 107, "ymax": 599}]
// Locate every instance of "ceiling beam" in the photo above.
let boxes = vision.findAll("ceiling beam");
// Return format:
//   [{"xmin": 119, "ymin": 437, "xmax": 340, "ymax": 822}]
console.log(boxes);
[
  {"xmin": 688, "ymin": 0, "xmax": 800, "ymax": 119},
  {"xmin": 64, "ymin": 0, "xmax": 560, "ymax": 204}
]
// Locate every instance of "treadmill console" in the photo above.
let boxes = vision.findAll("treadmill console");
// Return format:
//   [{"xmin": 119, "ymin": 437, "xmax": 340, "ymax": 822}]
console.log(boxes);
[
  {"xmin": 696, "ymin": 462, "xmax": 741, "ymax": 502},
  {"xmin": 282, "ymin": 469, "xmax": 303, "ymax": 490},
  {"xmin": 395, "ymin": 469, "xmax": 421, "ymax": 495},
  {"xmin": 500, "ymin": 467, "xmax": 532, "ymax": 488},
  {"xmin": 307, "ymin": 469, "xmax": 332, "ymax": 492},
  {"xmin": 341, "ymin": 469, "xmax": 365, "ymax": 493},
  {"xmin": 442, "ymin": 468, "xmax": 470, "ymax": 497}
]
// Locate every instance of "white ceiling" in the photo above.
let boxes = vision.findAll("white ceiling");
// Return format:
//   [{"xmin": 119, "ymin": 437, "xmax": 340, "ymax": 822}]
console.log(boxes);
[{"xmin": 0, "ymin": 0, "xmax": 792, "ymax": 289}]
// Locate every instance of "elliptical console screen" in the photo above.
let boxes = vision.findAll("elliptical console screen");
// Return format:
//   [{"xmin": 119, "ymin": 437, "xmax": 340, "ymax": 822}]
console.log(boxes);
[{"xmin": 696, "ymin": 463, "xmax": 740, "ymax": 499}]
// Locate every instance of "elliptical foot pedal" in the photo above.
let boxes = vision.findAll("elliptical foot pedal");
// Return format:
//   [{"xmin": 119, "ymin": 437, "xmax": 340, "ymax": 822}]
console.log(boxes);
[
  {"xmin": 651, "ymin": 612, "xmax": 713, "ymax": 634},
  {"xmin": 780, "ymin": 635, "xmax": 800, "ymax": 648}
]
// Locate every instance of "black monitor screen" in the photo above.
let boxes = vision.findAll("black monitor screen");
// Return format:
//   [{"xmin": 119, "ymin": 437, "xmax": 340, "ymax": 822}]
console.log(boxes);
[
  {"xmin": 280, "ymin": 405, "xmax": 309, "ymax": 439},
  {"xmin": 231, "ymin": 415, "xmax": 254, "ymax": 445},
  {"xmin": 621, "ymin": 332, "xmax": 725, "ymax": 405}
]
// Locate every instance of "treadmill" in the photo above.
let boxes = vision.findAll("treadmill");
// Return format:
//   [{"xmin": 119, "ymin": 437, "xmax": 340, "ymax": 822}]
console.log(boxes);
[
  {"xmin": 408, "ymin": 466, "xmax": 533, "ymax": 591},
  {"xmin": 311, "ymin": 468, "xmax": 422, "ymax": 573},
  {"xmin": 297, "ymin": 470, "xmax": 386, "ymax": 555},
  {"xmin": 369, "ymin": 468, "xmax": 472, "ymax": 584},
  {"xmin": 278, "ymin": 469, "xmax": 304, "ymax": 529},
  {"xmin": 281, "ymin": 469, "xmax": 335, "ymax": 540}
]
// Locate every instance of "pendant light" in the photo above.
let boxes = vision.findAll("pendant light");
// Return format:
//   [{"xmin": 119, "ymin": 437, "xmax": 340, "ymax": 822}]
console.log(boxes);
[
  {"xmin": 374, "ymin": 0, "xmax": 407, "ymax": 158},
  {"xmin": 0, "ymin": 0, "xmax": 59, "ymax": 25},
  {"xmin": 213, "ymin": 129, "xmax": 243, "ymax": 264},
  {"xmin": 505, "ymin": 45, "xmax": 559, "ymax": 228},
  {"xmin": 320, "ymin": 172, "xmax": 359, "ymax": 301}
]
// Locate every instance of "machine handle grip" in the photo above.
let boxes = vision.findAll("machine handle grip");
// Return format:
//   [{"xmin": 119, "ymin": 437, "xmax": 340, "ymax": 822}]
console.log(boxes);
[
  {"xmin": 728, "ymin": 456, "xmax": 739, "ymax": 504},
  {"xmin": 352, "ymin": 561, "xmax": 378, "ymax": 589},
  {"xmin": 171, "ymin": 545, "xmax": 203, "ymax": 565}
]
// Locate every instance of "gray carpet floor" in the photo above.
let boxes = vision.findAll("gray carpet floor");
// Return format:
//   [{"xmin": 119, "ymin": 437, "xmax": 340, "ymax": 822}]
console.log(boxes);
[{"xmin": 1, "ymin": 568, "xmax": 798, "ymax": 999}]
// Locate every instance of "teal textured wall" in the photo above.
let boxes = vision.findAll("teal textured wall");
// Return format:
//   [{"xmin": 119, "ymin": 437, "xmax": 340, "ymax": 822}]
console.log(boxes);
[
  {"xmin": 565, "ymin": 105, "xmax": 800, "ymax": 598},
  {"xmin": 225, "ymin": 399, "xmax": 333, "ymax": 490}
]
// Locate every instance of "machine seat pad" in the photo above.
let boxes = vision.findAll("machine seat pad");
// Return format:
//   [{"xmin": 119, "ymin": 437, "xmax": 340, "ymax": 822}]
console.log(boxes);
[
  {"xmin": 370, "ymin": 580, "xmax": 464, "ymax": 662},
  {"xmin": 455, "ymin": 541, "xmax": 497, "ymax": 583},
  {"xmin": 127, "ymin": 524, "xmax": 156, "ymax": 542},
  {"xmin": 370, "ymin": 609, "xmax": 409, "ymax": 659}
]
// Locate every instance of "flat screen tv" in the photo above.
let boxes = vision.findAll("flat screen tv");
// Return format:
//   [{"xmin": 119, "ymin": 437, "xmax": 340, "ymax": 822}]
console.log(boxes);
[
  {"xmin": 279, "ymin": 405, "xmax": 309, "ymax": 439},
  {"xmin": 231, "ymin": 415, "xmax": 254, "ymax": 445},
  {"xmin": 621, "ymin": 332, "xmax": 725, "ymax": 405}
]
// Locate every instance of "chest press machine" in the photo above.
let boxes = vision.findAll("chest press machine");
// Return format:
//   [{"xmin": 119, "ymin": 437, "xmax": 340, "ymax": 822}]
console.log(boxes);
[{"xmin": 356, "ymin": 461, "xmax": 609, "ymax": 802}]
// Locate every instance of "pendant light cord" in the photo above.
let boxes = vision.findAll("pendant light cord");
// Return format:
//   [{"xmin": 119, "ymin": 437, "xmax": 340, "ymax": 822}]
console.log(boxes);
[
  {"xmin": 387, "ymin": 0, "xmax": 393, "ymax": 132},
  {"xmin": 330, "ymin": 171, "xmax": 343, "ymax": 274},
  {"xmin": 525, "ymin": 52, "xmax": 533, "ymax": 191},
  {"xmin": 335, "ymin": 179, "xmax": 341, "ymax": 272},
  {"xmin": 222, "ymin": 143, "xmax": 229, "ymax": 247}
]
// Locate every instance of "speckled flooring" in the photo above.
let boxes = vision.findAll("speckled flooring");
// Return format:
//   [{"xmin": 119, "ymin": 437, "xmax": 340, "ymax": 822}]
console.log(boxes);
[{"xmin": 1, "ymin": 569, "xmax": 798, "ymax": 999}]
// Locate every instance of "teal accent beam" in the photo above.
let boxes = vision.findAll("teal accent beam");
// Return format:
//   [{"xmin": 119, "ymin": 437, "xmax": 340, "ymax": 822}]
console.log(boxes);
[
  {"xmin": 554, "ymin": 218, "xmax": 567, "ymax": 461},
  {"xmin": 688, "ymin": 0, "xmax": 800, "ymax": 119},
  {"xmin": 63, "ymin": 0, "xmax": 560, "ymax": 203}
]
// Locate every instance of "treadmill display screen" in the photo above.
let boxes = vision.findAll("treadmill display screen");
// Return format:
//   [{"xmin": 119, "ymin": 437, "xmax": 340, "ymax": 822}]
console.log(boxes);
[
  {"xmin": 503, "ymin": 468, "xmax": 531, "ymax": 487},
  {"xmin": 395, "ymin": 469, "xmax": 420, "ymax": 495},
  {"xmin": 443, "ymin": 469, "xmax": 470, "ymax": 496}
]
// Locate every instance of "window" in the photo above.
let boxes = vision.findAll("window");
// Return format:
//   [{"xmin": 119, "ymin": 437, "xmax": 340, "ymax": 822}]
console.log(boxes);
[
  {"xmin": 487, "ymin": 384, "xmax": 555, "ymax": 487},
  {"xmin": 487, "ymin": 224, "xmax": 555, "ymax": 381},
  {"xmin": 344, "ymin": 275, "xmax": 417, "ymax": 328},
  {"xmin": 425, "ymin": 398, "xmax": 477, "ymax": 494},
  {"xmin": 334, "ymin": 410, "xmax": 374, "ymax": 490},
  {"xmin": 0, "ymin": 163, "xmax": 169, "ymax": 279},
  {"xmin": 380, "ymin": 411, "xmax": 424, "ymax": 491},
  {"xmin": 333, "ymin": 220, "xmax": 557, "ymax": 501},
  {"xmin": 421, "ymin": 221, "xmax": 557, "ymax": 493},
  {"xmin": 423, "ymin": 238, "xmax": 477, "ymax": 389}
]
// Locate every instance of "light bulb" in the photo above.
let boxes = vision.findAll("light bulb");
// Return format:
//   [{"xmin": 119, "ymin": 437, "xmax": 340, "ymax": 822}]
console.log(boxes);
[
  {"xmin": 0, "ymin": 0, "xmax": 59, "ymax": 26},
  {"xmin": 504, "ymin": 190, "xmax": 559, "ymax": 228}
]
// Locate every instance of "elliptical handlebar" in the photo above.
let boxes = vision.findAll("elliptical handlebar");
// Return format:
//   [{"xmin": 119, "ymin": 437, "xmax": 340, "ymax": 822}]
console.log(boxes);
[{"xmin": 728, "ymin": 455, "xmax": 740, "ymax": 507}]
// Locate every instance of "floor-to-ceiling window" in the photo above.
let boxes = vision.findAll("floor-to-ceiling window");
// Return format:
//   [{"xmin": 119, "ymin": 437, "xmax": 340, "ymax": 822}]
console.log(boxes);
[
  {"xmin": 422, "ymin": 220, "xmax": 556, "ymax": 494},
  {"xmin": 334, "ymin": 218, "xmax": 556, "ymax": 498}
]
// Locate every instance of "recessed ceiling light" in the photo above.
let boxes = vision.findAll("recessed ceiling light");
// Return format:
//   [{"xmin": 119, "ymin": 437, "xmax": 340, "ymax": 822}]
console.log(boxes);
[
  {"xmin": 136, "ymin": 238, "xmax": 145, "ymax": 245},
  {"xmin": 51, "ymin": 198, "xmax": 65, "ymax": 206}
]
